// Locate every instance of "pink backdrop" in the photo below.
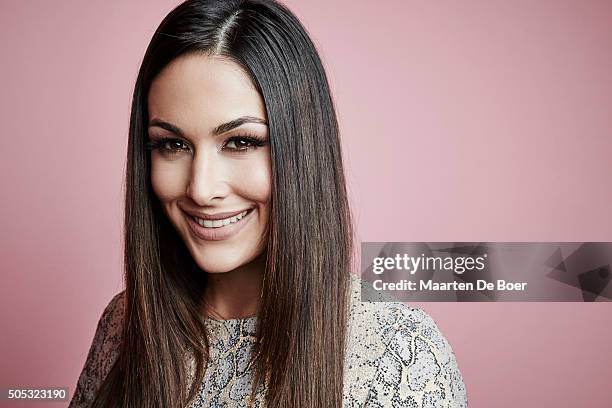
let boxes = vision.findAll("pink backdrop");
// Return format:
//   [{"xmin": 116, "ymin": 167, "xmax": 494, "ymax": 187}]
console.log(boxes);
[{"xmin": 2, "ymin": 0, "xmax": 611, "ymax": 406}]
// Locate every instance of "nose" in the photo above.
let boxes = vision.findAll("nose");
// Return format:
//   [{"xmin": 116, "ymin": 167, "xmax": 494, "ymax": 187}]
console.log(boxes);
[{"xmin": 185, "ymin": 149, "xmax": 230, "ymax": 205}]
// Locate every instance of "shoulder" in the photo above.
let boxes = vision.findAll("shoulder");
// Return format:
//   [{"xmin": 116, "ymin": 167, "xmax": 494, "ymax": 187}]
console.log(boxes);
[
  {"xmin": 97, "ymin": 291, "xmax": 126, "ymax": 333},
  {"xmin": 69, "ymin": 291, "xmax": 126, "ymax": 408},
  {"xmin": 89, "ymin": 291, "xmax": 125, "ymax": 356},
  {"xmin": 343, "ymin": 274, "xmax": 467, "ymax": 407}
]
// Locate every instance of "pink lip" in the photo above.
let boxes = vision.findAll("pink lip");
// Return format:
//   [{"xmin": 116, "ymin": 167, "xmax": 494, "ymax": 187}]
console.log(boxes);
[
  {"xmin": 183, "ymin": 208, "xmax": 251, "ymax": 220},
  {"xmin": 184, "ymin": 209, "xmax": 253, "ymax": 241}
]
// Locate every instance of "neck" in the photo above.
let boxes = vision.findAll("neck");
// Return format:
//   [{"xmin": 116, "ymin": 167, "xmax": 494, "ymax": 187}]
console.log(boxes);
[{"xmin": 202, "ymin": 252, "xmax": 265, "ymax": 320}]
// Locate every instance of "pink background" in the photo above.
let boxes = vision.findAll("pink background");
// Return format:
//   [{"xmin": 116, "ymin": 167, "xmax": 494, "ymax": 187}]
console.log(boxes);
[{"xmin": 2, "ymin": 0, "xmax": 611, "ymax": 406}]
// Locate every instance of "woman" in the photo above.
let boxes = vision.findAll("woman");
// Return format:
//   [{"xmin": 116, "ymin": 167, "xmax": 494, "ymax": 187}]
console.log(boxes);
[{"xmin": 69, "ymin": 0, "xmax": 467, "ymax": 407}]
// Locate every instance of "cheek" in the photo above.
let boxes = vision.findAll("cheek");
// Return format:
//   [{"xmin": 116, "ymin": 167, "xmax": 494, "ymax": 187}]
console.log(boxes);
[
  {"xmin": 150, "ymin": 158, "xmax": 190, "ymax": 202},
  {"xmin": 231, "ymin": 156, "xmax": 272, "ymax": 204}
]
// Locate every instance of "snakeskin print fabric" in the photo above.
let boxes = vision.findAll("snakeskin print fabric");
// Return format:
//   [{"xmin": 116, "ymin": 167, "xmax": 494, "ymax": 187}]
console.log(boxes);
[{"xmin": 69, "ymin": 275, "xmax": 468, "ymax": 407}]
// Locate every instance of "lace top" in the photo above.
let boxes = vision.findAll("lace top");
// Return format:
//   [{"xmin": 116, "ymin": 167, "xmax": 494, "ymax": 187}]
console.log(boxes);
[{"xmin": 68, "ymin": 274, "xmax": 467, "ymax": 407}]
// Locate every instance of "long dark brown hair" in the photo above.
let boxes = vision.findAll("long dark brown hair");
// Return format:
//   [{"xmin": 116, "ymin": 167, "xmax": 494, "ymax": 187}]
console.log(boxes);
[{"xmin": 92, "ymin": 0, "xmax": 354, "ymax": 406}]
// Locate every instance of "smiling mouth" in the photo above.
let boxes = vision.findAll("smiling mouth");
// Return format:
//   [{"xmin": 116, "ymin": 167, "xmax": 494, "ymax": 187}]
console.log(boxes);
[{"xmin": 189, "ymin": 209, "xmax": 253, "ymax": 228}]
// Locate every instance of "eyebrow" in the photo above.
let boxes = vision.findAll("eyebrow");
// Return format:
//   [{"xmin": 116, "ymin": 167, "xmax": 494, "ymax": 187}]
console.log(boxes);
[{"xmin": 148, "ymin": 116, "xmax": 268, "ymax": 136}]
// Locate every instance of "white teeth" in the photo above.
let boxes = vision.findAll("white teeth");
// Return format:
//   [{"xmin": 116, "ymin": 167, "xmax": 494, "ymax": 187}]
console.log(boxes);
[{"xmin": 193, "ymin": 210, "xmax": 248, "ymax": 228}]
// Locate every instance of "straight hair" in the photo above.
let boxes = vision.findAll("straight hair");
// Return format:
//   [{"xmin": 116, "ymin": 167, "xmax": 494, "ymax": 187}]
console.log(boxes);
[{"xmin": 92, "ymin": 0, "xmax": 354, "ymax": 406}]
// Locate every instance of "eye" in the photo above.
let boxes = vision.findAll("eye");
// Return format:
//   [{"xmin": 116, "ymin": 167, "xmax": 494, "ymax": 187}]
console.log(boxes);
[
  {"xmin": 223, "ymin": 135, "xmax": 267, "ymax": 152},
  {"xmin": 145, "ymin": 137, "xmax": 190, "ymax": 155}
]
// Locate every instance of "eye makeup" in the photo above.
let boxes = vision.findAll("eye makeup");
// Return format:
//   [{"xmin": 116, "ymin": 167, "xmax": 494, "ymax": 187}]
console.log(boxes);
[{"xmin": 145, "ymin": 133, "xmax": 268, "ymax": 155}]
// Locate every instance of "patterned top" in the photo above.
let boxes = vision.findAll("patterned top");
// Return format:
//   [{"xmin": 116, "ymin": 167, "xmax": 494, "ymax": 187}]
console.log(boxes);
[{"xmin": 69, "ymin": 274, "xmax": 467, "ymax": 407}]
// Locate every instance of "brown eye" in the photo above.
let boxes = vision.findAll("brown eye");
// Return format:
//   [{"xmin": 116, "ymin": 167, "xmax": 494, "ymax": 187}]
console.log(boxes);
[
  {"xmin": 223, "ymin": 135, "xmax": 267, "ymax": 152},
  {"xmin": 163, "ymin": 139, "xmax": 188, "ymax": 151},
  {"xmin": 225, "ymin": 138, "xmax": 252, "ymax": 150},
  {"xmin": 146, "ymin": 138, "xmax": 190, "ymax": 154}
]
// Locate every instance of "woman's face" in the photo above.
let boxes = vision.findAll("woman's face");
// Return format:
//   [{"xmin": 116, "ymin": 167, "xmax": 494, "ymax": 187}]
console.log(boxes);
[{"xmin": 147, "ymin": 53, "xmax": 271, "ymax": 273}]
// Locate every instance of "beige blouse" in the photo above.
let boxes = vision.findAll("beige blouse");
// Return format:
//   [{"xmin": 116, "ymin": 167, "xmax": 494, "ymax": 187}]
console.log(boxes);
[{"xmin": 69, "ymin": 274, "xmax": 468, "ymax": 407}]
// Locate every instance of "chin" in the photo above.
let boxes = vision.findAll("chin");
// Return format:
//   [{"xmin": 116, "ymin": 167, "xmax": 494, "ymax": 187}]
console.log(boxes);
[
  {"xmin": 191, "ymin": 252, "xmax": 238, "ymax": 273},
  {"xmin": 188, "ymin": 245, "xmax": 258, "ymax": 274},
  {"xmin": 199, "ymin": 262, "xmax": 237, "ymax": 274}
]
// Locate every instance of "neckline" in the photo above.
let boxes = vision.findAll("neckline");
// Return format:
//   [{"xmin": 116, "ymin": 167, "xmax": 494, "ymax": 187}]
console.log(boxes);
[
  {"xmin": 200, "ymin": 274, "xmax": 362, "ymax": 325},
  {"xmin": 203, "ymin": 315, "xmax": 258, "ymax": 323}
]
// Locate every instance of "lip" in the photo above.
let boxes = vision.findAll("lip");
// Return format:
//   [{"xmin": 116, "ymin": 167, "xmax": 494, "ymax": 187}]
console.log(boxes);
[
  {"xmin": 184, "ymin": 208, "xmax": 254, "ymax": 241},
  {"xmin": 183, "ymin": 208, "xmax": 251, "ymax": 220}
]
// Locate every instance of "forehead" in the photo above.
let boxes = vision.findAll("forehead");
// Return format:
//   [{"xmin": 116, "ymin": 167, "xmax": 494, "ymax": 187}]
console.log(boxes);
[{"xmin": 147, "ymin": 53, "xmax": 266, "ymax": 131}]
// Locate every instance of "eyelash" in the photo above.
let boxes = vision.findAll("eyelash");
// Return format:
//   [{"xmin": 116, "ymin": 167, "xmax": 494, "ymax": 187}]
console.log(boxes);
[{"xmin": 145, "ymin": 134, "xmax": 267, "ymax": 155}]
